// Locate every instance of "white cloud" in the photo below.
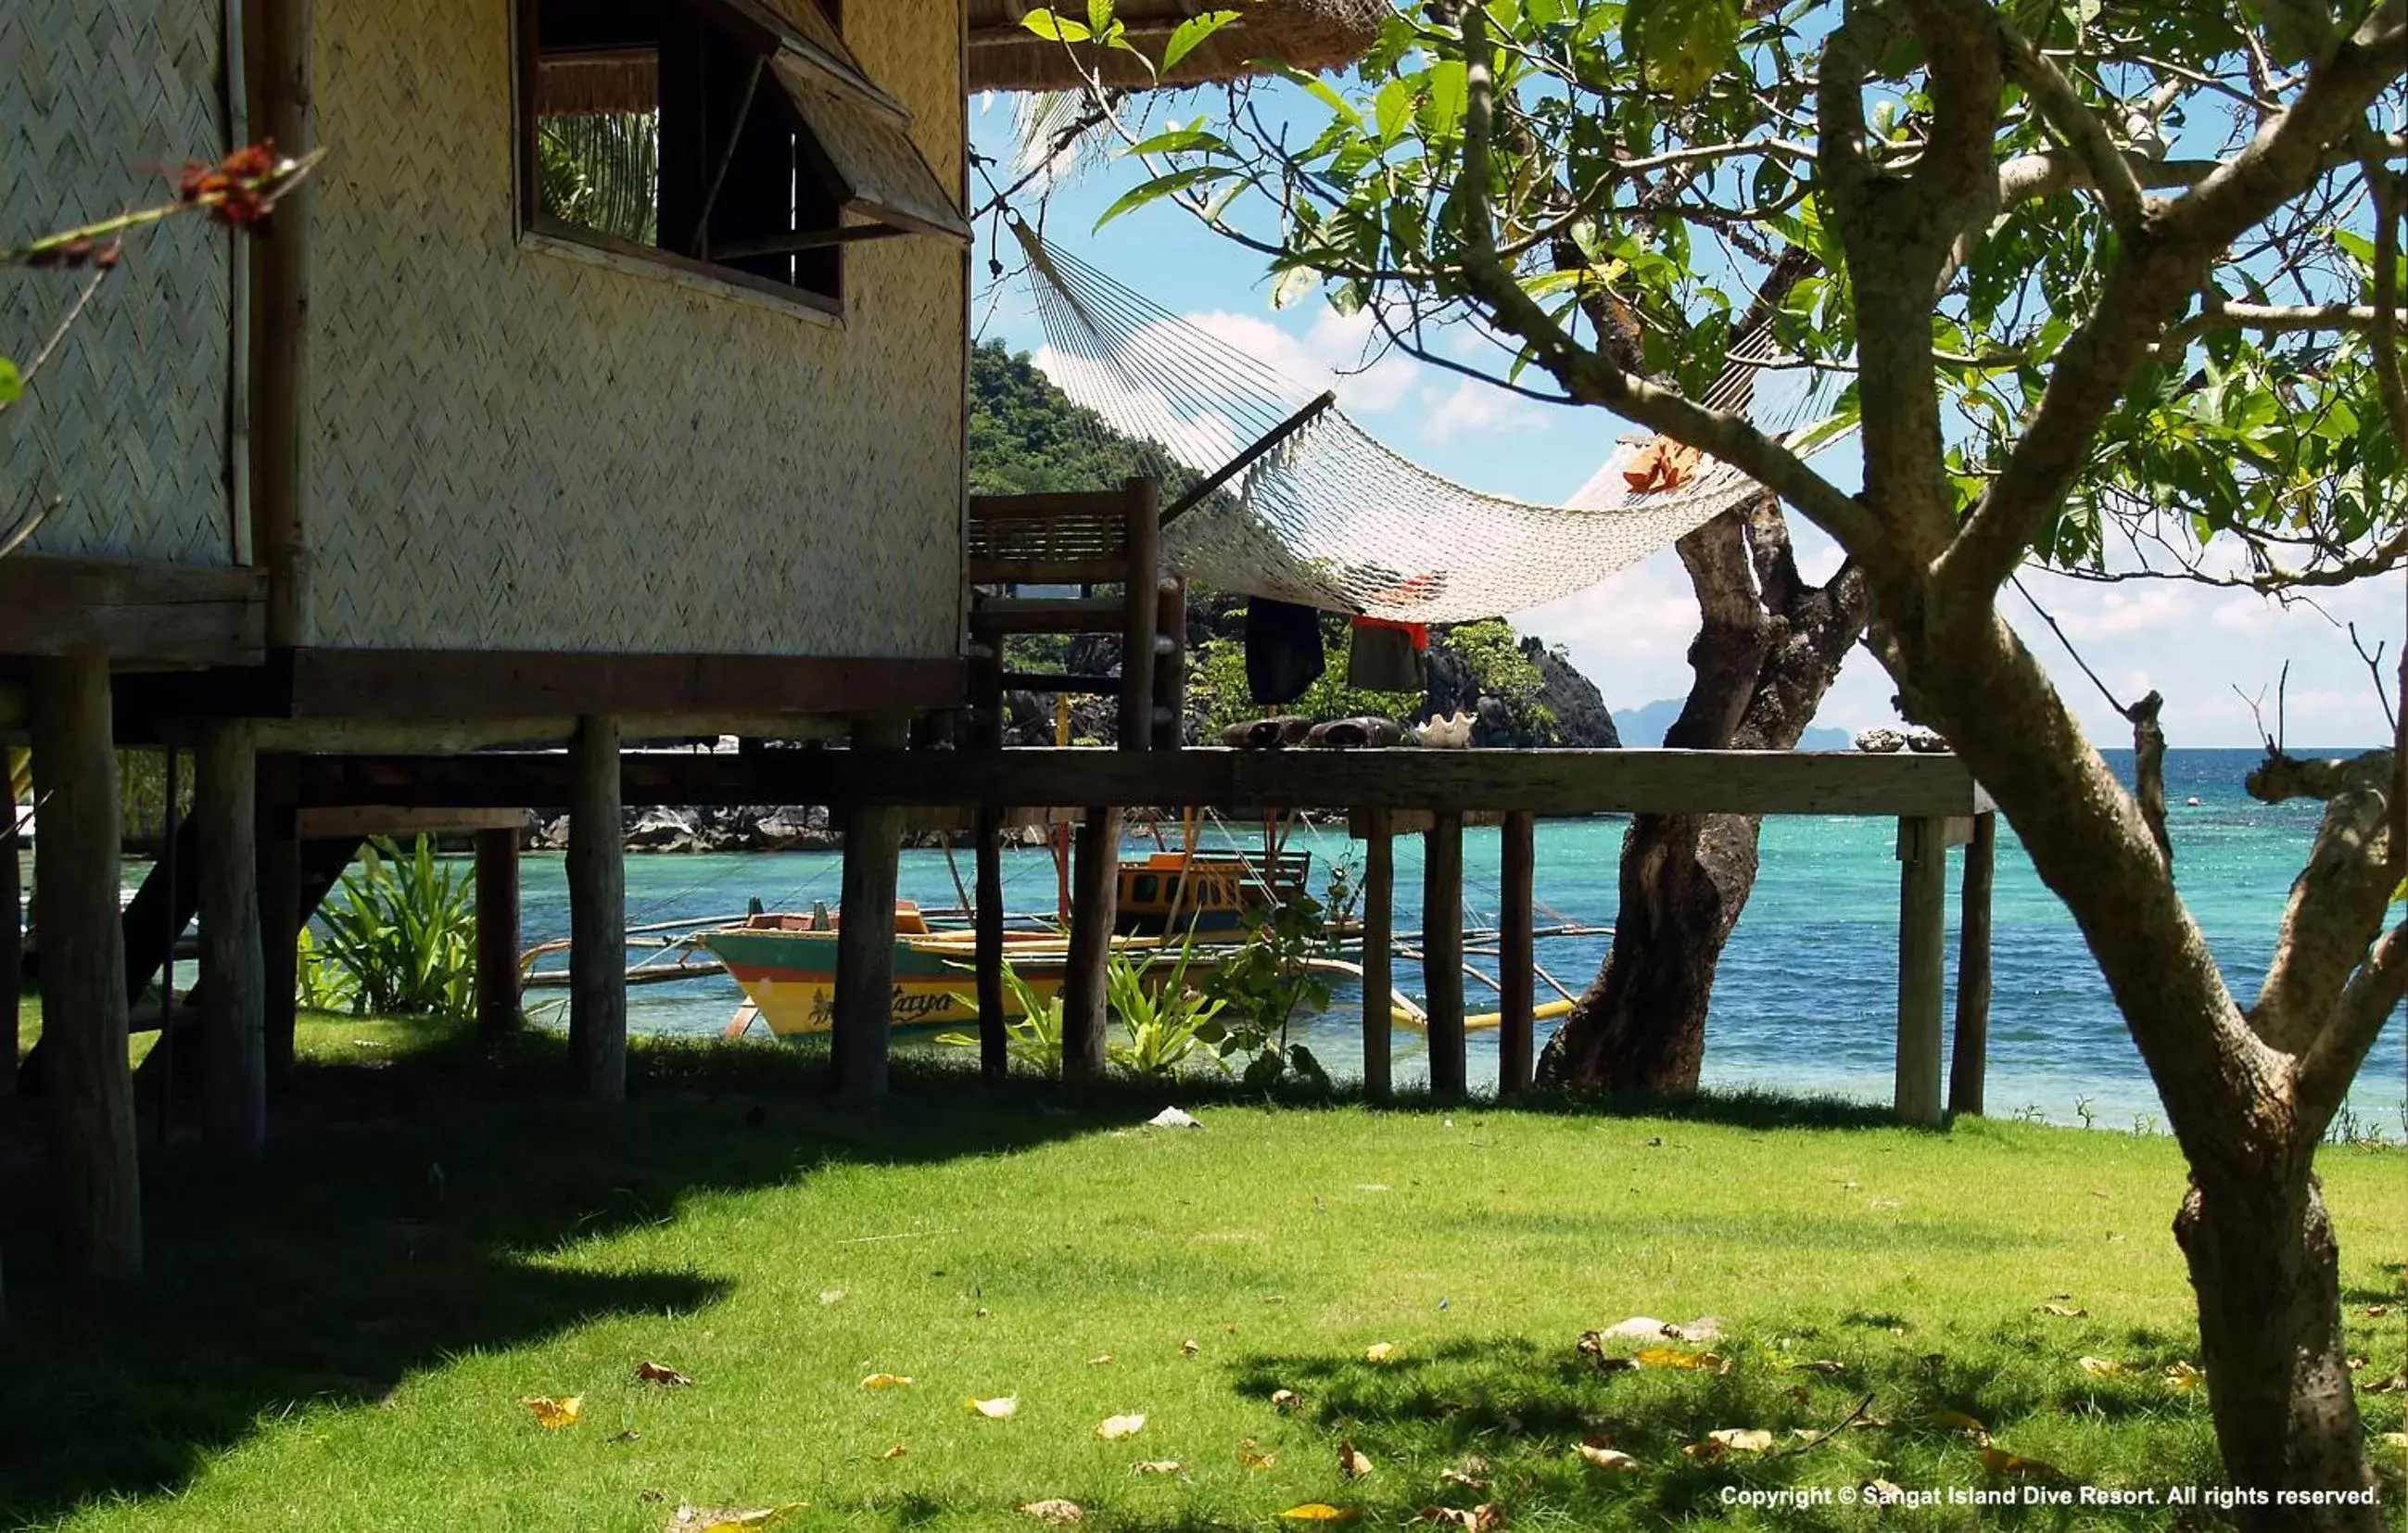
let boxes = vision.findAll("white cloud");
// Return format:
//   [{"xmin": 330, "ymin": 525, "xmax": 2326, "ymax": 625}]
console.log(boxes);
[{"xmin": 1421, "ymin": 376, "xmax": 1546, "ymax": 445}]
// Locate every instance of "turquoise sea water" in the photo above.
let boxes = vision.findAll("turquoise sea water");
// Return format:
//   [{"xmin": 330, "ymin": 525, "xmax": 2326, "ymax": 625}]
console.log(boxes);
[{"xmin": 513, "ymin": 748, "xmax": 2405, "ymax": 1133}]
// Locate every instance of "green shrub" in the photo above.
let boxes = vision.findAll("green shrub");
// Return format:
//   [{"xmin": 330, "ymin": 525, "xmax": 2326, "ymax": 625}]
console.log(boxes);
[
  {"xmin": 1105, "ymin": 944, "xmax": 1226, "ymax": 1078},
  {"xmin": 312, "ymin": 837, "xmax": 477, "ymax": 1021}
]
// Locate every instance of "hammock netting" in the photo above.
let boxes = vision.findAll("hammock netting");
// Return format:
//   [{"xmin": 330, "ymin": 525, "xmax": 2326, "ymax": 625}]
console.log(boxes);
[{"xmin": 1016, "ymin": 227, "xmax": 1842, "ymax": 623}]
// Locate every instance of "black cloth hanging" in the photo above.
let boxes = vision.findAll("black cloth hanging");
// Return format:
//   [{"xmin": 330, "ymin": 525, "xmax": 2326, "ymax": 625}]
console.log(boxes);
[{"xmin": 1244, "ymin": 597, "xmax": 1326, "ymax": 705}]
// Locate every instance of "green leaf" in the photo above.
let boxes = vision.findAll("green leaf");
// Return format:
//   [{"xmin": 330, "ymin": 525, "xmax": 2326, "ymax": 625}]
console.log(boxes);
[
  {"xmin": 1626, "ymin": 0, "xmax": 1741, "ymax": 102},
  {"xmin": 0, "ymin": 357, "xmax": 19, "ymax": 406},
  {"xmin": 1093, "ymin": 165, "xmax": 1234, "ymax": 230},
  {"xmin": 1374, "ymin": 77, "xmax": 1413, "ymax": 146},
  {"xmin": 1271, "ymin": 263, "xmax": 1319, "ymax": 310},
  {"xmin": 1122, "ymin": 126, "xmax": 1230, "ymax": 158},
  {"xmin": 1160, "ymin": 10, "xmax": 1239, "ymax": 75},
  {"xmin": 1417, "ymin": 60, "xmax": 1468, "ymax": 142},
  {"xmin": 1086, "ymin": 0, "xmax": 1113, "ymax": 35},
  {"xmin": 1020, "ymin": 9, "xmax": 1093, "ymax": 44}
]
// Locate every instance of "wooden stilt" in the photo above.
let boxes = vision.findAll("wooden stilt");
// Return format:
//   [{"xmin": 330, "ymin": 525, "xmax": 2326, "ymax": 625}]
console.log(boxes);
[
  {"xmin": 197, "ymin": 720, "xmax": 266, "ymax": 1156},
  {"xmin": 256, "ymin": 754, "xmax": 300, "ymax": 1080},
  {"xmin": 1, "ymin": 771, "xmax": 21, "ymax": 1098},
  {"xmin": 1423, "ymin": 812, "xmax": 1466, "ymax": 1102},
  {"xmin": 1947, "ymin": 810, "xmax": 1996, "ymax": 1117},
  {"xmin": 29, "ymin": 657, "xmax": 141, "ymax": 1280},
  {"xmin": 475, "ymin": 827, "xmax": 522, "ymax": 1038},
  {"xmin": 974, "ymin": 805, "xmax": 1008, "ymax": 1082},
  {"xmin": 832, "ymin": 719, "xmax": 906, "ymax": 1099},
  {"xmin": 1895, "ymin": 815, "xmax": 1948, "ymax": 1125},
  {"xmin": 1359, "ymin": 809, "xmax": 1393, "ymax": 1101},
  {"xmin": 1058, "ymin": 808, "xmax": 1119, "ymax": 1081},
  {"xmin": 1499, "ymin": 811, "xmax": 1536, "ymax": 1096},
  {"xmin": 567, "ymin": 715, "xmax": 626, "ymax": 1104},
  {"xmin": 1150, "ymin": 576, "xmax": 1186, "ymax": 750},
  {"xmin": 1117, "ymin": 477, "xmax": 1160, "ymax": 752}
]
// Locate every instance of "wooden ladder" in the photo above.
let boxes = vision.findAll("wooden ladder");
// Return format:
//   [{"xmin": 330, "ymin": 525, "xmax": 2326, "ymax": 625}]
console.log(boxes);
[{"xmin": 965, "ymin": 475, "xmax": 1183, "ymax": 751}]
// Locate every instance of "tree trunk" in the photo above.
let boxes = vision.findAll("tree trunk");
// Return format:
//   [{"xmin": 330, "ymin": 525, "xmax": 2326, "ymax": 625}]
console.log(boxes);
[
  {"xmin": 2175, "ymin": 1172, "xmax": 2380, "ymax": 1527},
  {"xmin": 1540, "ymin": 496, "xmax": 1868, "ymax": 1092}
]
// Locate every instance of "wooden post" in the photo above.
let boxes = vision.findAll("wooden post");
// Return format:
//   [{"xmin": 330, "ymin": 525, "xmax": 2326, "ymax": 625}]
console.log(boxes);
[
  {"xmin": 1895, "ymin": 815, "xmax": 1948, "ymax": 1125},
  {"xmin": 1423, "ymin": 812, "xmax": 1466, "ymax": 1102},
  {"xmin": 1058, "ymin": 808, "xmax": 1120, "ymax": 1081},
  {"xmin": 1947, "ymin": 810, "xmax": 1996, "ymax": 1117},
  {"xmin": 256, "ymin": 754, "xmax": 300, "ymax": 1080},
  {"xmin": 29, "ymin": 658, "xmax": 141, "ymax": 1280},
  {"xmin": 253, "ymin": 0, "xmax": 313, "ymax": 647},
  {"xmin": 567, "ymin": 716, "xmax": 626, "ymax": 1104},
  {"xmin": 973, "ymin": 805, "xmax": 1008, "ymax": 1082},
  {"xmin": 196, "ymin": 721, "xmax": 266, "ymax": 1156},
  {"xmin": 1, "ymin": 777, "xmax": 21, "ymax": 1098},
  {"xmin": 1118, "ymin": 477, "xmax": 1160, "ymax": 753},
  {"xmin": 832, "ymin": 719, "xmax": 906, "ymax": 1099},
  {"xmin": 1150, "ymin": 576, "xmax": 1185, "ymax": 750},
  {"xmin": 475, "ymin": 827, "xmax": 522, "ymax": 1038},
  {"xmin": 1499, "ymin": 811, "xmax": 1536, "ymax": 1096},
  {"xmin": 1359, "ymin": 810, "xmax": 1393, "ymax": 1101}
]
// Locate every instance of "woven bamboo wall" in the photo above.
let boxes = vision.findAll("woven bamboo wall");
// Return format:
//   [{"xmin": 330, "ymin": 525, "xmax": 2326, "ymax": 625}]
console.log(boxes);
[
  {"xmin": 0, "ymin": 0, "xmax": 233, "ymax": 564},
  {"xmin": 304, "ymin": 0, "xmax": 967, "ymax": 657}
]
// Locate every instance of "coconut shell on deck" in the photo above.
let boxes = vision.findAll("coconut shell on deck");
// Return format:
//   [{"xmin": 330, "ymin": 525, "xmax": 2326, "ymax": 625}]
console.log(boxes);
[{"xmin": 967, "ymin": 0, "xmax": 1385, "ymax": 91}]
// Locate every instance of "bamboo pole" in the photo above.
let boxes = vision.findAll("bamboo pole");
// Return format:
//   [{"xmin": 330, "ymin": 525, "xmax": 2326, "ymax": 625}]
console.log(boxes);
[
  {"xmin": 1499, "ymin": 811, "xmax": 1536, "ymax": 1096},
  {"xmin": 1059, "ymin": 809, "xmax": 1119, "ymax": 1081},
  {"xmin": 30, "ymin": 657, "xmax": 142, "ymax": 1280},
  {"xmin": 475, "ymin": 827, "xmax": 522, "ymax": 1038},
  {"xmin": 1895, "ymin": 816, "xmax": 1948, "ymax": 1125},
  {"xmin": 568, "ymin": 716, "xmax": 626, "ymax": 1104},
  {"xmin": 197, "ymin": 721, "xmax": 266, "ymax": 1155},
  {"xmin": 833, "ymin": 719, "xmax": 907, "ymax": 1099},
  {"xmin": 1360, "ymin": 810, "xmax": 1393, "ymax": 1101},
  {"xmin": 1423, "ymin": 813, "xmax": 1466, "ymax": 1102},
  {"xmin": 1947, "ymin": 810, "xmax": 1996, "ymax": 1116},
  {"xmin": 974, "ymin": 805, "xmax": 1008, "ymax": 1081}
]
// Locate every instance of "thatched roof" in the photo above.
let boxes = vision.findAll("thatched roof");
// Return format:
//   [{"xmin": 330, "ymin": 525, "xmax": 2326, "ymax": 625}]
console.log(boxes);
[{"xmin": 967, "ymin": 1, "xmax": 1386, "ymax": 92}]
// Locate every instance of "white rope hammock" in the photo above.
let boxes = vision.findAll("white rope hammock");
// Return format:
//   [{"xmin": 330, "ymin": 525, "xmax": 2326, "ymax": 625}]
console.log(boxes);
[{"xmin": 1014, "ymin": 224, "xmax": 1849, "ymax": 622}]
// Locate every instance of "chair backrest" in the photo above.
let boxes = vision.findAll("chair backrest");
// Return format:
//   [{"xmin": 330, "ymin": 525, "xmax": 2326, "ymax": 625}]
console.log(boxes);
[{"xmin": 967, "ymin": 485, "xmax": 1149, "ymax": 586}]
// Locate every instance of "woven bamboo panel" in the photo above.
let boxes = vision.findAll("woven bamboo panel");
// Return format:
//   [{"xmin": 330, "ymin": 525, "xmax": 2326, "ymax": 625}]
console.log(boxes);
[
  {"xmin": 0, "ymin": 0, "xmax": 232, "ymax": 565},
  {"xmin": 304, "ymin": 0, "xmax": 966, "ymax": 658}
]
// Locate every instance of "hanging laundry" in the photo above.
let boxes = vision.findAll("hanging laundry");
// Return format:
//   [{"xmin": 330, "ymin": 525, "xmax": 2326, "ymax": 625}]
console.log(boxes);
[
  {"xmin": 1621, "ymin": 437, "xmax": 1705, "ymax": 494},
  {"xmin": 1245, "ymin": 596, "xmax": 1325, "ymax": 705},
  {"xmin": 1349, "ymin": 615, "xmax": 1429, "ymax": 691}
]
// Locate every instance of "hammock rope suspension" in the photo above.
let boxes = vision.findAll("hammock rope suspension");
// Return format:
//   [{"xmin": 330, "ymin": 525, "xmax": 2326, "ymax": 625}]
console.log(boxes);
[{"xmin": 1014, "ymin": 222, "xmax": 1844, "ymax": 622}]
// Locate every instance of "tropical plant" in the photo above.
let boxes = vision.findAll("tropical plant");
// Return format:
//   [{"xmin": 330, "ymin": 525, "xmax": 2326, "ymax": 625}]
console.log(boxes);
[
  {"xmin": 1105, "ymin": 944, "xmax": 1226, "ymax": 1076},
  {"xmin": 312, "ymin": 837, "xmax": 477, "ymax": 1022},
  {"xmin": 293, "ymin": 924, "xmax": 359, "ymax": 1014},
  {"xmin": 936, "ymin": 960, "xmax": 1068, "ymax": 1075},
  {"xmin": 1194, "ymin": 877, "xmax": 1354, "ymax": 1090},
  {"xmin": 538, "ymin": 112, "xmax": 659, "ymax": 246}
]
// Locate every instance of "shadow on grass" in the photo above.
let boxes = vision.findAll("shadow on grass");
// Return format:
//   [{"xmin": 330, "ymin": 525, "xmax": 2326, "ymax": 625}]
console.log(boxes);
[{"xmin": 0, "ymin": 1026, "xmax": 1164, "ymax": 1526}]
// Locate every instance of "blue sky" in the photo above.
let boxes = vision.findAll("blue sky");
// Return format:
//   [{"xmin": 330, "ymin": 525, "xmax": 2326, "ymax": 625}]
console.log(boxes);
[{"xmin": 967, "ymin": 99, "xmax": 2402, "ymax": 750}]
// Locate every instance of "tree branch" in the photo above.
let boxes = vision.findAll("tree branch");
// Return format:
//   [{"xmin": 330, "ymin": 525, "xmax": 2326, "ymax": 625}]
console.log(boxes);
[
  {"xmin": 2293, "ymin": 920, "xmax": 2407, "ymax": 1140},
  {"xmin": 1997, "ymin": 17, "xmax": 2148, "ymax": 231},
  {"xmin": 2243, "ymin": 748, "xmax": 2400, "ymax": 1055},
  {"xmin": 2161, "ymin": 300, "xmax": 2408, "ymax": 348}
]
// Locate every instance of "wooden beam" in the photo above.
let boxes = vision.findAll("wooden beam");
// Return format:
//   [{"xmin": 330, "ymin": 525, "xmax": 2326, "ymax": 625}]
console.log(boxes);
[
  {"xmin": 0, "ymin": 557, "xmax": 266, "ymax": 665},
  {"xmin": 1498, "ymin": 811, "xmax": 1536, "ymax": 1096},
  {"xmin": 475, "ymin": 828, "xmax": 523, "ymax": 1039},
  {"xmin": 832, "ymin": 720, "xmax": 908, "ymax": 1100},
  {"xmin": 1424, "ymin": 813, "xmax": 1466, "ymax": 1103},
  {"xmin": 1058, "ymin": 808, "xmax": 1120, "ymax": 1081},
  {"xmin": 1359, "ymin": 809, "xmax": 1393, "ymax": 1101},
  {"xmin": 197, "ymin": 721, "xmax": 267, "ymax": 1155},
  {"xmin": 974, "ymin": 805, "xmax": 1008, "ymax": 1081},
  {"xmin": 256, "ymin": 754, "xmax": 300, "ymax": 1080},
  {"xmin": 1119, "ymin": 478, "xmax": 1161, "ymax": 752},
  {"xmin": 280, "ymin": 652, "xmax": 967, "ymax": 721},
  {"xmin": 567, "ymin": 716, "xmax": 626, "ymax": 1104},
  {"xmin": 1947, "ymin": 811, "xmax": 1996, "ymax": 1117},
  {"xmin": 252, "ymin": 0, "xmax": 313, "ymax": 647},
  {"xmin": 29, "ymin": 657, "xmax": 142, "ymax": 1280},
  {"xmin": 289, "ymin": 748, "xmax": 1993, "ymax": 818},
  {"xmin": 295, "ymin": 806, "xmax": 527, "ymax": 839},
  {"xmin": 1895, "ymin": 816, "xmax": 1949, "ymax": 1126}
]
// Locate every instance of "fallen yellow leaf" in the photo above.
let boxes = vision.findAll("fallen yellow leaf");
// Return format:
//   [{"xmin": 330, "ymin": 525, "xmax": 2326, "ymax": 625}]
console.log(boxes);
[
  {"xmin": 1181, "ymin": 1338, "xmax": 1201, "ymax": 1356},
  {"xmin": 1239, "ymin": 1450, "xmax": 1278, "ymax": 1469},
  {"xmin": 672, "ymin": 1505, "xmax": 801, "ymax": 1531},
  {"xmin": 1418, "ymin": 1506, "xmax": 1505, "ymax": 1529},
  {"xmin": 1272, "ymin": 1387, "xmax": 1301, "ymax": 1412},
  {"xmin": 2163, "ymin": 1362, "xmax": 2203, "ymax": 1392},
  {"xmin": 1439, "ymin": 1464, "xmax": 1489, "ymax": 1489},
  {"xmin": 969, "ymin": 1395, "xmax": 1020, "ymax": 1419},
  {"xmin": 2077, "ymin": 1356, "xmax": 2127, "ymax": 1377},
  {"xmin": 2381, "ymin": 1431, "xmax": 2407, "ymax": 1450},
  {"xmin": 1096, "ymin": 1413, "xmax": 1147, "ymax": 1440},
  {"xmin": 636, "ymin": 1361, "xmax": 693, "ymax": 1387},
  {"xmin": 817, "ymin": 1288, "xmax": 845, "ymax": 1305},
  {"xmin": 1131, "ymin": 1460, "xmax": 1183, "ymax": 1475},
  {"xmin": 2036, "ymin": 1302, "xmax": 2088, "ymax": 1318},
  {"xmin": 1338, "ymin": 1439, "xmax": 1373, "ymax": 1478},
  {"xmin": 1929, "ymin": 1409, "xmax": 1990, "ymax": 1441},
  {"xmin": 1632, "ymin": 1346, "xmax": 1728, "ymax": 1373},
  {"xmin": 1785, "ymin": 1359, "xmax": 1847, "ymax": 1374},
  {"xmin": 879, "ymin": 1446, "xmax": 907, "ymax": 1461},
  {"xmin": 860, "ymin": 1375, "xmax": 913, "ymax": 1389},
  {"xmin": 519, "ymin": 1395, "xmax": 582, "ymax": 1429},
  {"xmin": 1575, "ymin": 1439, "xmax": 1641, "ymax": 1472},
  {"xmin": 1364, "ymin": 1342, "xmax": 1398, "ymax": 1363},
  {"xmin": 1277, "ymin": 1506, "xmax": 1362, "ymax": 1523},
  {"xmin": 1862, "ymin": 1479, "xmax": 1907, "ymax": 1505},
  {"xmin": 1704, "ymin": 1428, "xmax": 1773, "ymax": 1452},
  {"xmin": 1016, "ymin": 1500, "xmax": 1083, "ymax": 1525},
  {"xmin": 1088, "ymin": 1354, "xmax": 1114, "ymax": 1366},
  {"xmin": 1981, "ymin": 1446, "xmax": 2065, "ymax": 1477}
]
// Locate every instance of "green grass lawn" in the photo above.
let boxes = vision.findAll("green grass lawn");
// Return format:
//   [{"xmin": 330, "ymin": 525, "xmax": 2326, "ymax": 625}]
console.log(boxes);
[{"xmin": 0, "ymin": 1017, "xmax": 2401, "ymax": 1530}]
